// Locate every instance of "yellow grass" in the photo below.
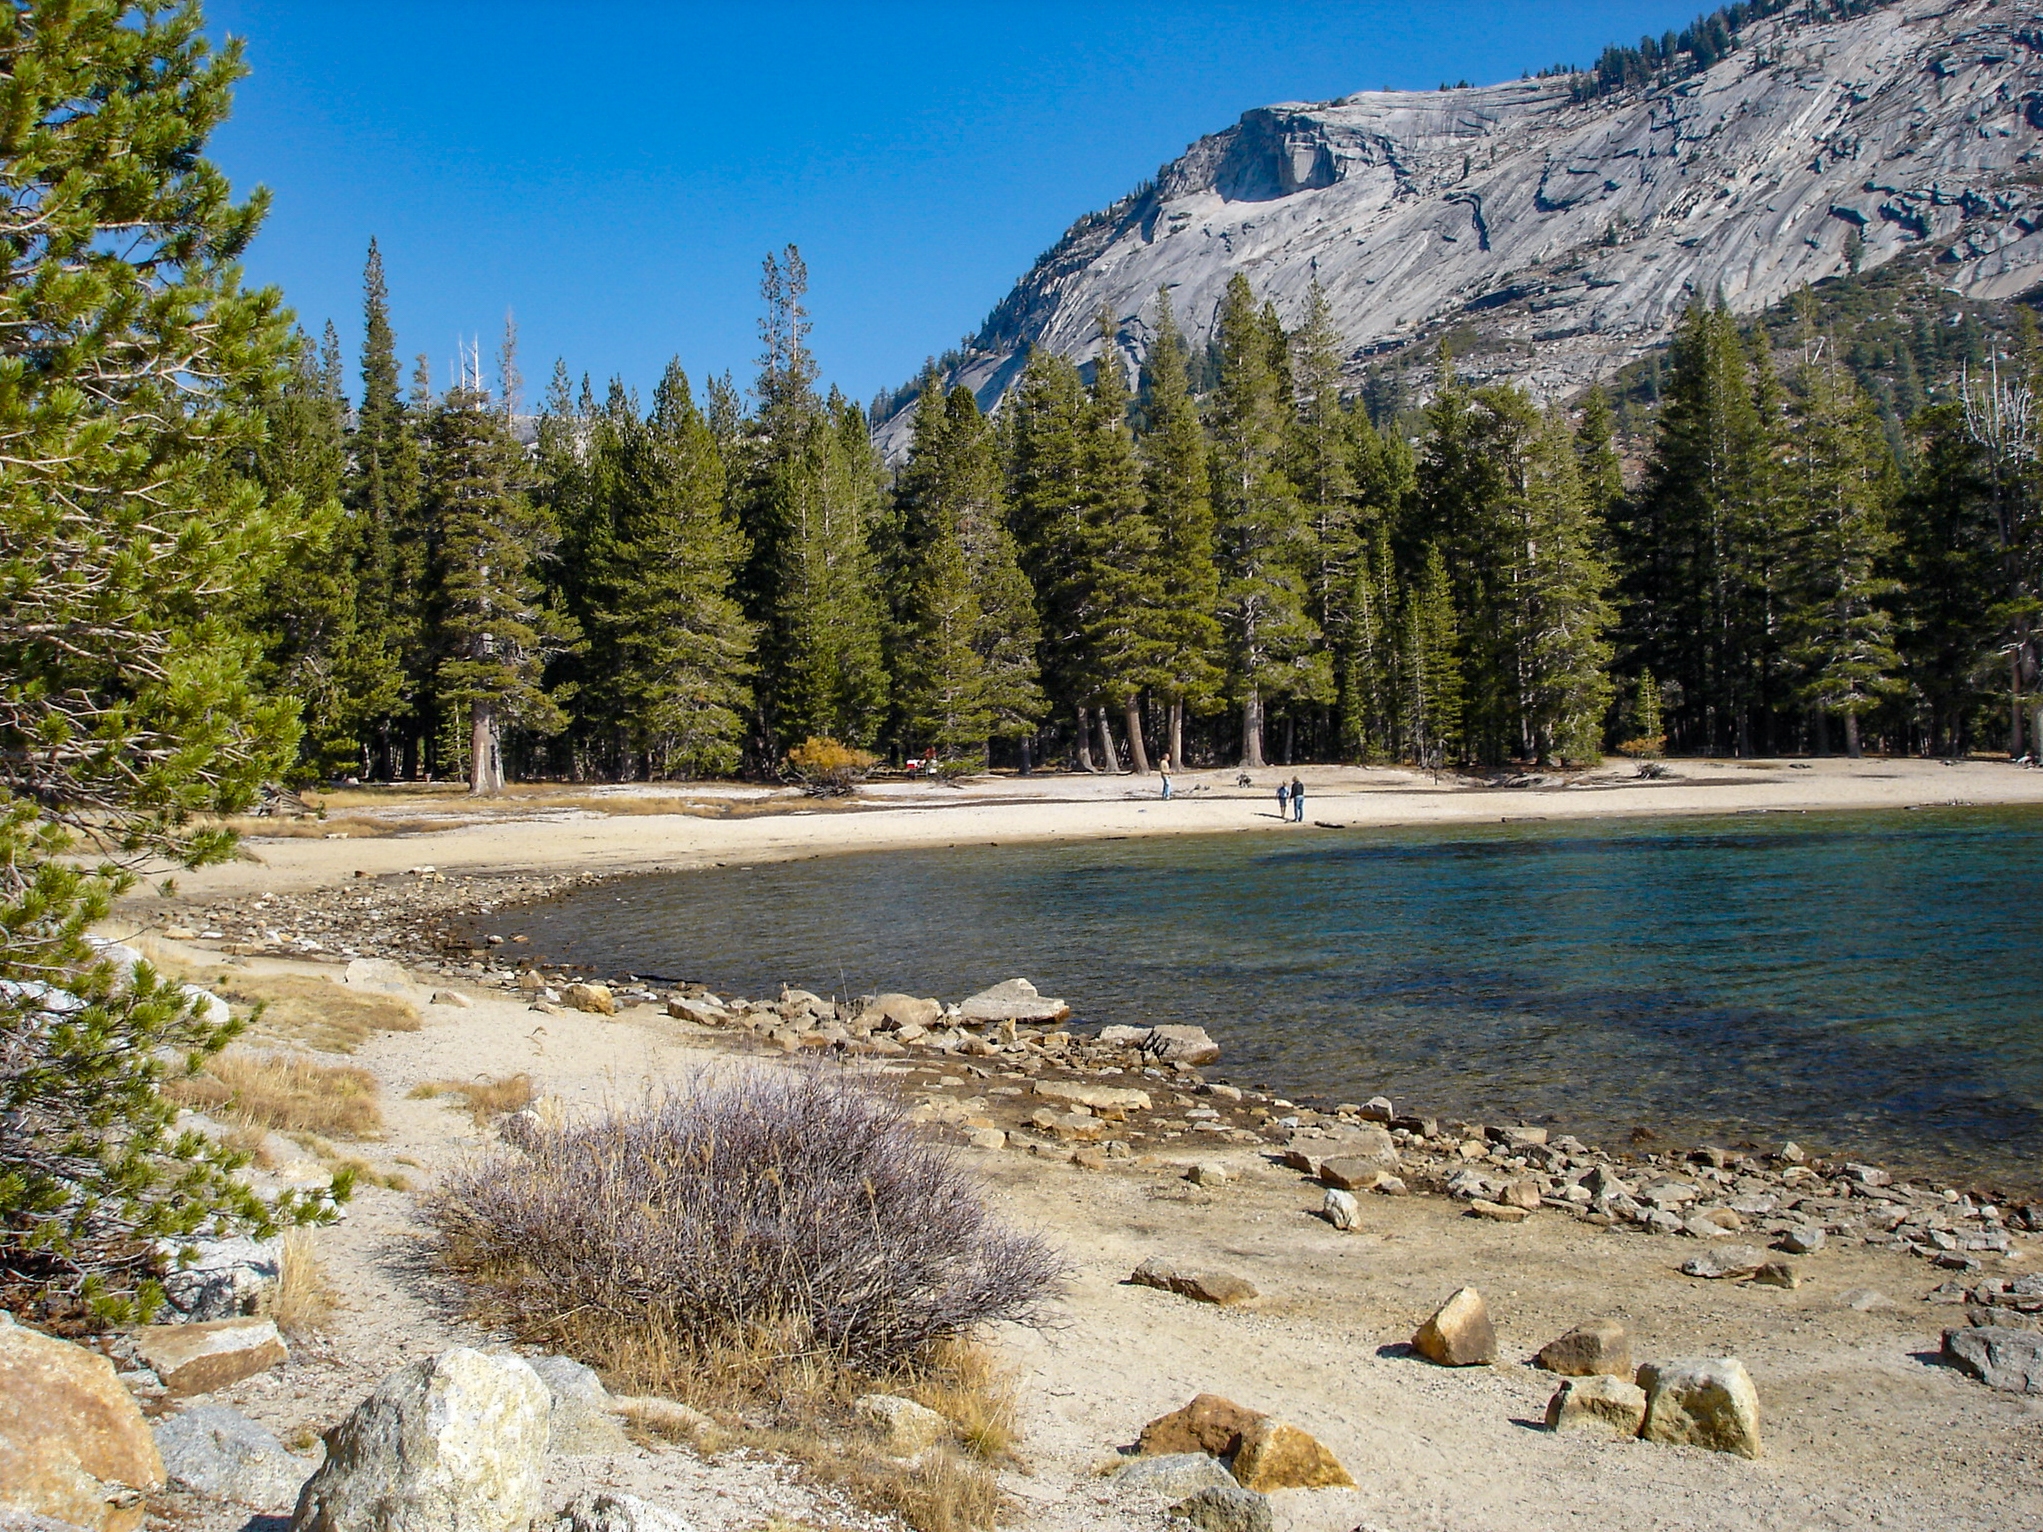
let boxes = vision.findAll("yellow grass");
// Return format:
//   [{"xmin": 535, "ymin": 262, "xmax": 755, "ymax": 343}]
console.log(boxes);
[
  {"xmin": 264, "ymin": 1228, "xmax": 337, "ymax": 1337},
  {"xmin": 167, "ymin": 1049, "xmax": 382, "ymax": 1137},
  {"xmin": 412, "ymin": 1073, "xmax": 535, "ymax": 1124},
  {"xmin": 200, "ymin": 969, "xmax": 420, "ymax": 1054}
]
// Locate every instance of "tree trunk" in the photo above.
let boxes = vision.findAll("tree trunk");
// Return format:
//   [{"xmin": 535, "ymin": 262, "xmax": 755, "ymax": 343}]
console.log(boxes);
[
  {"xmin": 1843, "ymin": 710, "xmax": 1861, "ymax": 759},
  {"xmin": 1242, "ymin": 687, "xmax": 1266, "ymax": 768},
  {"xmin": 1097, "ymin": 709, "xmax": 1120, "ymax": 773},
  {"xmin": 1018, "ymin": 732, "xmax": 1033, "ymax": 776},
  {"xmin": 1074, "ymin": 706, "xmax": 1097, "ymax": 773},
  {"xmin": 1123, "ymin": 697, "xmax": 1151, "ymax": 774},
  {"xmin": 470, "ymin": 701, "xmax": 502, "ymax": 796},
  {"xmin": 2015, "ymin": 654, "xmax": 2028, "ymax": 759},
  {"xmin": 1167, "ymin": 697, "xmax": 1185, "ymax": 773},
  {"xmin": 1282, "ymin": 713, "xmax": 1295, "ymax": 766}
]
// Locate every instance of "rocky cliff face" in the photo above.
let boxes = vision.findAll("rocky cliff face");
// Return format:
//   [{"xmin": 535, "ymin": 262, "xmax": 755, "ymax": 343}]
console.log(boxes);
[{"xmin": 877, "ymin": 0, "xmax": 2043, "ymax": 456}]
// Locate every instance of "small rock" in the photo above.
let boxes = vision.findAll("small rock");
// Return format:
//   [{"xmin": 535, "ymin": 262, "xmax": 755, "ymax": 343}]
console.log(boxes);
[
  {"xmin": 1779, "ymin": 1226, "xmax": 1826, "ymax": 1255},
  {"xmin": 0, "ymin": 1315, "xmax": 165, "ymax": 1532},
  {"xmin": 1143, "ymin": 1025, "xmax": 1221, "ymax": 1066},
  {"xmin": 1097, "ymin": 1024, "xmax": 1151, "ymax": 1046},
  {"xmin": 1108, "ymin": 1453, "xmax": 1236, "ymax": 1498},
  {"xmin": 1533, "ymin": 1318, "xmax": 1631, "ymax": 1378},
  {"xmin": 1137, "ymin": 1394, "xmax": 1263, "ymax": 1458},
  {"xmin": 288, "ymin": 1348, "xmax": 550, "ymax": 1532},
  {"xmin": 1941, "ymin": 1327, "xmax": 2043, "ymax": 1394},
  {"xmin": 1544, "ymin": 1374, "xmax": 1648, "ymax": 1437},
  {"xmin": 864, "ymin": 993, "xmax": 943, "ymax": 1030},
  {"xmin": 551, "ymin": 1492, "xmax": 696, "ymax": 1532},
  {"xmin": 1695, "ymin": 1207, "xmax": 1743, "ymax": 1232},
  {"xmin": 1841, "ymin": 1288, "xmax": 1895, "ymax": 1312},
  {"xmin": 1679, "ymin": 1244, "xmax": 1769, "ymax": 1280},
  {"xmin": 1374, "ymin": 1173, "xmax": 1409, "ymax": 1195},
  {"xmin": 1033, "ymin": 1080, "xmax": 1151, "ymax": 1113},
  {"xmin": 855, "ymin": 1394, "xmax": 949, "ymax": 1453},
  {"xmin": 1187, "ymin": 1162, "xmax": 1231, "ymax": 1187},
  {"xmin": 1637, "ymin": 1357, "xmax": 1762, "ymax": 1458},
  {"xmin": 665, "ymin": 996, "xmax": 727, "ymax": 1026},
  {"xmin": 134, "ymin": 1319, "xmax": 286, "ymax": 1397},
  {"xmin": 1228, "ymin": 1417, "xmax": 1354, "ymax": 1492},
  {"xmin": 526, "ymin": 1357, "xmax": 628, "ymax": 1456},
  {"xmin": 1501, "ymin": 1180, "xmax": 1543, "ymax": 1211},
  {"xmin": 607, "ymin": 1398, "xmax": 712, "ymax": 1440},
  {"xmin": 429, "ymin": 990, "xmax": 473, "ymax": 1008},
  {"xmin": 343, "ymin": 958, "xmax": 416, "ymax": 997},
  {"xmin": 957, "ymin": 978, "xmax": 1069, "ymax": 1024},
  {"xmin": 1748, "ymin": 1261, "xmax": 1799, "ymax": 1290},
  {"xmin": 1318, "ymin": 1159, "xmax": 1385, "ymax": 1192},
  {"xmin": 1322, "ymin": 1189, "xmax": 1361, "ymax": 1231},
  {"xmin": 1130, "ymin": 1259, "xmax": 1257, "ymax": 1306},
  {"xmin": 1412, "ymin": 1288, "xmax": 1497, "ymax": 1366},
  {"xmin": 967, "ymin": 1128, "xmax": 1007, "ymax": 1151},
  {"xmin": 1168, "ymin": 1485, "xmax": 1271, "ymax": 1532},
  {"xmin": 564, "ymin": 983, "xmax": 616, "ymax": 1016},
  {"xmin": 153, "ymin": 1404, "xmax": 307, "ymax": 1509}
]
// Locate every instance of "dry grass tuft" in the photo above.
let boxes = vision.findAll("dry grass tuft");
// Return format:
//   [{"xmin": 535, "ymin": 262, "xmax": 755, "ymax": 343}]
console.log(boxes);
[
  {"xmin": 202, "ymin": 970, "xmax": 419, "ymax": 1053},
  {"xmin": 167, "ymin": 1050, "xmax": 381, "ymax": 1137},
  {"xmin": 414, "ymin": 1073, "xmax": 535, "ymax": 1124},
  {"xmin": 908, "ymin": 1336, "xmax": 1019, "ymax": 1462},
  {"xmin": 264, "ymin": 1228, "xmax": 337, "ymax": 1337}
]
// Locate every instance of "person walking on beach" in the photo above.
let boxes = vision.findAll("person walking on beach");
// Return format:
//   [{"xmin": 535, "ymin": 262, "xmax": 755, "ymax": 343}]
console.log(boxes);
[
  {"xmin": 1160, "ymin": 767, "xmax": 1173, "ymax": 801},
  {"xmin": 1275, "ymin": 781, "xmax": 1289, "ymax": 821},
  {"xmin": 1291, "ymin": 774, "xmax": 1305, "ymax": 822}
]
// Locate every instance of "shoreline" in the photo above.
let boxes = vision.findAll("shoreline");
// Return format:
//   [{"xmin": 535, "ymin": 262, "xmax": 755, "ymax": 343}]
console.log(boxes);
[{"xmin": 131, "ymin": 755, "xmax": 2043, "ymax": 904}]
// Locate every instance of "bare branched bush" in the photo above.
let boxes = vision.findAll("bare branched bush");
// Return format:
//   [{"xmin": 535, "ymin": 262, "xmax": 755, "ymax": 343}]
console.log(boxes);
[{"xmin": 425, "ymin": 1066, "xmax": 1064, "ymax": 1371}]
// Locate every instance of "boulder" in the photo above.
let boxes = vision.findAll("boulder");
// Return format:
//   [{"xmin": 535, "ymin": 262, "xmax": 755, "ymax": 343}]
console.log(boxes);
[
  {"xmin": 1412, "ymin": 1288, "xmax": 1496, "ymax": 1366},
  {"xmin": 1130, "ymin": 1258, "xmax": 1257, "ymax": 1306},
  {"xmin": 551, "ymin": 1492, "xmax": 696, "ymax": 1532},
  {"xmin": 1468, "ymin": 1199, "xmax": 1531, "ymax": 1223},
  {"xmin": 1096, "ymin": 1024, "xmax": 1150, "ymax": 1046},
  {"xmin": 1137, "ymin": 1393, "xmax": 1263, "ymax": 1458},
  {"xmin": 855, "ymin": 1394, "xmax": 947, "ymax": 1453},
  {"xmin": 1533, "ymin": 1318, "xmax": 1631, "ymax": 1378},
  {"xmin": 1107, "ymin": 1453, "xmax": 1235, "ymax": 1497},
  {"xmin": 526, "ymin": 1356, "xmax": 628, "ymax": 1456},
  {"xmin": 957, "ymin": 979, "xmax": 1069, "ymax": 1024},
  {"xmin": 665, "ymin": 996, "xmax": 727, "ymax": 1027},
  {"xmin": 1031, "ymin": 1080, "xmax": 1151, "ymax": 1114},
  {"xmin": 564, "ymin": 984, "xmax": 616, "ymax": 1016},
  {"xmin": 1544, "ymin": 1375, "xmax": 1648, "ymax": 1437},
  {"xmin": 288, "ymin": 1348, "xmax": 551, "ymax": 1532},
  {"xmin": 1779, "ymin": 1226, "xmax": 1826, "ymax": 1255},
  {"xmin": 1942, "ymin": 1326, "xmax": 2043, "ymax": 1394},
  {"xmin": 864, "ymin": 994, "xmax": 943, "ymax": 1030},
  {"xmin": 134, "ymin": 1318, "xmax": 286, "ymax": 1397},
  {"xmin": 1678, "ymin": 1244, "xmax": 1769, "ymax": 1280},
  {"xmin": 158, "ymin": 1236, "xmax": 282, "ymax": 1321},
  {"xmin": 153, "ymin": 1404, "xmax": 307, "ymax": 1509},
  {"xmin": 1228, "ymin": 1417, "xmax": 1353, "ymax": 1491},
  {"xmin": 1143, "ymin": 1025, "xmax": 1221, "ymax": 1066},
  {"xmin": 1749, "ymin": 1261, "xmax": 1800, "ymax": 1290},
  {"xmin": 1322, "ymin": 1188, "xmax": 1361, "ymax": 1231},
  {"xmin": 1317, "ymin": 1159, "xmax": 1386, "ymax": 1192},
  {"xmin": 343, "ymin": 958, "xmax": 416, "ymax": 998},
  {"xmin": 1636, "ymin": 1357, "xmax": 1762, "ymax": 1458},
  {"xmin": 967, "ymin": 1128, "xmax": 1007, "ymax": 1151},
  {"xmin": 1169, "ymin": 1485, "xmax": 1271, "ymax": 1532},
  {"xmin": 1187, "ymin": 1162, "xmax": 1232, "ymax": 1187},
  {"xmin": 0, "ymin": 1314, "xmax": 164, "ymax": 1532}
]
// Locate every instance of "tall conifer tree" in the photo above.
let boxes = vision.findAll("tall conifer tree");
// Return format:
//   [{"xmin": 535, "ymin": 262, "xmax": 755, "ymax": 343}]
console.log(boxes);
[{"xmin": 1080, "ymin": 317, "xmax": 1164, "ymax": 772}]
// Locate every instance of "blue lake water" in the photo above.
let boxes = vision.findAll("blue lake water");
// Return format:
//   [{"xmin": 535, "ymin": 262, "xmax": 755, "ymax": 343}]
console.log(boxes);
[{"xmin": 493, "ymin": 807, "xmax": 2043, "ymax": 1190}]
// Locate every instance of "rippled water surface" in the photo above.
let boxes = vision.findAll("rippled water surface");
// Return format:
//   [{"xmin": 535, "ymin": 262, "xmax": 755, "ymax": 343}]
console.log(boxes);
[{"xmin": 494, "ymin": 807, "xmax": 2043, "ymax": 1187}]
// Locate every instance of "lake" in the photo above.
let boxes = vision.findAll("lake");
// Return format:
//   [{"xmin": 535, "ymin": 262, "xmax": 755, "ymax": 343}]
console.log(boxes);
[{"xmin": 486, "ymin": 806, "xmax": 2043, "ymax": 1190}]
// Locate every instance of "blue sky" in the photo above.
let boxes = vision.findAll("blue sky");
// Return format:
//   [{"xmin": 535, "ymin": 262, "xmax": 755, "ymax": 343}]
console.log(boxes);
[{"xmin": 205, "ymin": 3, "xmax": 1706, "ymax": 411}]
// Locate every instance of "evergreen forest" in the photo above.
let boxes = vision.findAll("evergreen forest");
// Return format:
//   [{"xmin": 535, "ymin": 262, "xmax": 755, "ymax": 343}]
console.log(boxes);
[{"xmin": 257, "ymin": 246, "xmax": 2043, "ymax": 788}]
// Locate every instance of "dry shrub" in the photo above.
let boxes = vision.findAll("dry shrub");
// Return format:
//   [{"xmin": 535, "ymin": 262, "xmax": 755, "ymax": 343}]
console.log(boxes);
[
  {"xmin": 784, "ymin": 737, "xmax": 876, "ymax": 796},
  {"xmin": 208, "ymin": 971, "xmax": 419, "ymax": 1053},
  {"xmin": 414, "ymin": 1073, "xmax": 535, "ymax": 1124},
  {"xmin": 167, "ymin": 1050, "xmax": 380, "ymax": 1137},
  {"xmin": 428, "ymin": 1066, "xmax": 1062, "ymax": 1370},
  {"xmin": 425, "ymin": 1067, "xmax": 1059, "ymax": 1531},
  {"xmin": 264, "ymin": 1228, "xmax": 336, "ymax": 1336}
]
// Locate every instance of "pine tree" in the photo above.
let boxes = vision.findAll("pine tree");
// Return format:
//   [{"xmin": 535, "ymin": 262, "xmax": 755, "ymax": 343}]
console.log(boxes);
[
  {"xmin": 1574, "ymin": 385, "xmax": 1625, "ymax": 521},
  {"xmin": 1401, "ymin": 545, "xmax": 1464, "ymax": 767},
  {"xmin": 1138, "ymin": 290, "xmax": 1223, "ymax": 770},
  {"xmin": 739, "ymin": 248, "xmax": 890, "ymax": 754},
  {"xmin": 1290, "ymin": 281, "xmax": 1360, "ymax": 674},
  {"xmin": 1080, "ymin": 315, "xmax": 1165, "ymax": 772},
  {"xmin": 589, "ymin": 364, "xmax": 757, "ymax": 777},
  {"xmin": 1518, "ymin": 408, "xmax": 1616, "ymax": 762},
  {"xmin": 1893, "ymin": 404, "xmax": 1998, "ymax": 754},
  {"xmin": 1783, "ymin": 358, "xmax": 1900, "ymax": 756},
  {"xmin": 427, "ymin": 381, "xmax": 578, "ymax": 794},
  {"xmin": 1209, "ymin": 274, "xmax": 1325, "ymax": 766},
  {"xmin": 1009, "ymin": 347, "xmax": 1102, "ymax": 767},
  {"xmin": 1339, "ymin": 525, "xmax": 1401, "ymax": 760}
]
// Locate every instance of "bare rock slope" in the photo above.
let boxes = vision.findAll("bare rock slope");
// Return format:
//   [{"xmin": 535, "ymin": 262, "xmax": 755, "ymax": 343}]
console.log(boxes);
[{"xmin": 878, "ymin": 0, "xmax": 2043, "ymax": 454}]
